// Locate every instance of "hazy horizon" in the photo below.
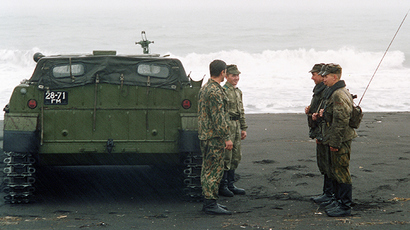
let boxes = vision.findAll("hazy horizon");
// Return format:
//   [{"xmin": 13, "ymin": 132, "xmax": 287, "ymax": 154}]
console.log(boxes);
[
  {"xmin": 3, "ymin": 0, "xmax": 409, "ymax": 12},
  {"xmin": 1, "ymin": 0, "xmax": 410, "ymax": 114}
]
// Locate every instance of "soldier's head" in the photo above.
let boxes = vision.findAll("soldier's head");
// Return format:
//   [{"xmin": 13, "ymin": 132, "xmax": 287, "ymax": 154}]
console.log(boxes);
[
  {"xmin": 209, "ymin": 60, "xmax": 227, "ymax": 82},
  {"xmin": 225, "ymin": 64, "xmax": 241, "ymax": 87},
  {"xmin": 322, "ymin": 63, "xmax": 342, "ymax": 87},
  {"xmin": 309, "ymin": 63, "xmax": 325, "ymax": 85}
]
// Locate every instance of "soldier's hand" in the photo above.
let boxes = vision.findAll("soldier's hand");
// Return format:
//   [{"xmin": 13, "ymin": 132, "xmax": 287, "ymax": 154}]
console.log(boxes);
[
  {"xmin": 241, "ymin": 131, "xmax": 247, "ymax": 140},
  {"xmin": 305, "ymin": 106, "xmax": 310, "ymax": 114},
  {"xmin": 225, "ymin": 140, "xmax": 233, "ymax": 150},
  {"xmin": 312, "ymin": 113, "xmax": 318, "ymax": 121},
  {"xmin": 319, "ymin": 109, "xmax": 324, "ymax": 117},
  {"xmin": 330, "ymin": 146, "xmax": 339, "ymax": 152}
]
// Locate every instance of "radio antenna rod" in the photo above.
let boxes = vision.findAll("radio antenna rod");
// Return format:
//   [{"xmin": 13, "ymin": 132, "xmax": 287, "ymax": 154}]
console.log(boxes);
[{"xmin": 358, "ymin": 8, "xmax": 410, "ymax": 106}]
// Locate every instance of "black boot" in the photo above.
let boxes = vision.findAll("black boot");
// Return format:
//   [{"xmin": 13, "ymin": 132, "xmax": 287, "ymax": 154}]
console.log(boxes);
[
  {"xmin": 228, "ymin": 170, "xmax": 246, "ymax": 195},
  {"xmin": 324, "ymin": 180, "xmax": 340, "ymax": 211},
  {"xmin": 219, "ymin": 171, "xmax": 234, "ymax": 197},
  {"xmin": 320, "ymin": 198, "xmax": 336, "ymax": 208},
  {"xmin": 324, "ymin": 199, "xmax": 339, "ymax": 210},
  {"xmin": 312, "ymin": 175, "xmax": 333, "ymax": 204},
  {"xmin": 320, "ymin": 178, "xmax": 337, "ymax": 207},
  {"xmin": 326, "ymin": 183, "xmax": 352, "ymax": 217},
  {"xmin": 202, "ymin": 199, "xmax": 232, "ymax": 215},
  {"xmin": 202, "ymin": 202, "xmax": 228, "ymax": 211},
  {"xmin": 201, "ymin": 202, "xmax": 228, "ymax": 210}
]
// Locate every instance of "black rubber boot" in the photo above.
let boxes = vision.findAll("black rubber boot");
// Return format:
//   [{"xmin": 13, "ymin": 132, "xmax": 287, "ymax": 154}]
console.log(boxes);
[
  {"xmin": 312, "ymin": 175, "xmax": 333, "ymax": 204},
  {"xmin": 228, "ymin": 170, "xmax": 246, "ymax": 195},
  {"xmin": 202, "ymin": 199, "xmax": 232, "ymax": 215},
  {"xmin": 320, "ymin": 178, "xmax": 337, "ymax": 207},
  {"xmin": 324, "ymin": 180, "xmax": 340, "ymax": 211},
  {"xmin": 219, "ymin": 171, "xmax": 234, "ymax": 197},
  {"xmin": 320, "ymin": 197, "xmax": 336, "ymax": 208},
  {"xmin": 324, "ymin": 200, "xmax": 339, "ymax": 210},
  {"xmin": 326, "ymin": 183, "xmax": 352, "ymax": 217},
  {"xmin": 202, "ymin": 202, "xmax": 228, "ymax": 211}
]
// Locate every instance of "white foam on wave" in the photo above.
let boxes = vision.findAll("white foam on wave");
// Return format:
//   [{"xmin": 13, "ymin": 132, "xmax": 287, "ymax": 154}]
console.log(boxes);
[
  {"xmin": 0, "ymin": 47, "xmax": 409, "ymax": 118},
  {"xmin": 177, "ymin": 47, "xmax": 409, "ymax": 113}
]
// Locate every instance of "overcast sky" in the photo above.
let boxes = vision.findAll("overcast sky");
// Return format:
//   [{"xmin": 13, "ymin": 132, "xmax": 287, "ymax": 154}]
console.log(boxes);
[{"xmin": 3, "ymin": 0, "xmax": 408, "ymax": 12}]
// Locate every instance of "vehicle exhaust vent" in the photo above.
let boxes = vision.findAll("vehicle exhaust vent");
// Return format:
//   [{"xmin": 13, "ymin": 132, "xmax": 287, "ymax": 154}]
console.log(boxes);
[{"xmin": 93, "ymin": 50, "xmax": 117, "ymax": 56}]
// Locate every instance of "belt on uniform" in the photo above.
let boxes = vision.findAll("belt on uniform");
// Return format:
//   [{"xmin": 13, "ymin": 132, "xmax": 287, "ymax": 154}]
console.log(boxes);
[{"xmin": 230, "ymin": 116, "xmax": 240, "ymax": 121}]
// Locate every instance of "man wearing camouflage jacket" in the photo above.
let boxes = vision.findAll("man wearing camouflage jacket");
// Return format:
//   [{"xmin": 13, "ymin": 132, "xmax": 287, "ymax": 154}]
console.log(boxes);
[
  {"xmin": 198, "ymin": 59, "xmax": 233, "ymax": 215},
  {"xmin": 219, "ymin": 64, "xmax": 248, "ymax": 197},
  {"xmin": 317, "ymin": 63, "xmax": 357, "ymax": 217}
]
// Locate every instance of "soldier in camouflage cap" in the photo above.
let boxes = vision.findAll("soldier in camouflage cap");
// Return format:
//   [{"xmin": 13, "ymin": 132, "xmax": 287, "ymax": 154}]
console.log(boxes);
[
  {"xmin": 198, "ymin": 59, "xmax": 233, "ymax": 215},
  {"xmin": 226, "ymin": 64, "xmax": 241, "ymax": 74},
  {"xmin": 315, "ymin": 63, "xmax": 357, "ymax": 217},
  {"xmin": 305, "ymin": 63, "xmax": 335, "ymax": 205},
  {"xmin": 219, "ymin": 64, "xmax": 248, "ymax": 197},
  {"xmin": 309, "ymin": 63, "xmax": 324, "ymax": 74}
]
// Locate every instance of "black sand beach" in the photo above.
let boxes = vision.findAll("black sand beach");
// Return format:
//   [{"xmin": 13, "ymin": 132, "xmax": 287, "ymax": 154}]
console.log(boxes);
[{"xmin": 0, "ymin": 112, "xmax": 409, "ymax": 229}]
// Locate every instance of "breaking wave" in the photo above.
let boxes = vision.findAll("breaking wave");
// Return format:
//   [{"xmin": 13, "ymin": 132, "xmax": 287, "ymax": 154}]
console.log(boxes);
[{"xmin": 0, "ymin": 47, "xmax": 409, "ymax": 116}]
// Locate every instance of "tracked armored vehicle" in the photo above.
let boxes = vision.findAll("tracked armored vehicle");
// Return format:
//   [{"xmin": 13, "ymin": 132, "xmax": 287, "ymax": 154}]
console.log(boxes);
[{"xmin": 2, "ymin": 33, "xmax": 203, "ymax": 203}]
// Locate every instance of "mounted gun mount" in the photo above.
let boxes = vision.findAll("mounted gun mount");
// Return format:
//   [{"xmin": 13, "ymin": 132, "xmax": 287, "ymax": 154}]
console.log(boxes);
[{"xmin": 135, "ymin": 31, "xmax": 154, "ymax": 54}]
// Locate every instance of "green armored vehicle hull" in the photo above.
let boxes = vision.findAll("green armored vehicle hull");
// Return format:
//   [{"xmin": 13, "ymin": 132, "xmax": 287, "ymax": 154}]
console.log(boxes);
[{"xmin": 3, "ymin": 49, "xmax": 203, "ymax": 203}]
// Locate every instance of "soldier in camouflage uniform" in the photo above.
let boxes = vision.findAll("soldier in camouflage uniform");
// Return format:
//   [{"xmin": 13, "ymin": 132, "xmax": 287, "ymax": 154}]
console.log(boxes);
[
  {"xmin": 305, "ymin": 63, "xmax": 334, "ymax": 204},
  {"xmin": 219, "ymin": 64, "xmax": 248, "ymax": 197},
  {"xmin": 316, "ymin": 64, "xmax": 357, "ymax": 217},
  {"xmin": 198, "ymin": 59, "xmax": 233, "ymax": 215}
]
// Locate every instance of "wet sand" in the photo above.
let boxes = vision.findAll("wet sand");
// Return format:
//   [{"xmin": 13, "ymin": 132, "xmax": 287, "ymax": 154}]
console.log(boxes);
[{"xmin": 0, "ymin": 112, "xmax": 409, "ymax": 229}]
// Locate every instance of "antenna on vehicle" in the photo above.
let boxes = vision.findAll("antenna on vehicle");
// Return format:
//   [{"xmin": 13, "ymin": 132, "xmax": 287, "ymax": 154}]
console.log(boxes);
[
  {"xmin": 135, "ymin": 31, "xmax": 154, "ymax": 54},
  {"xmin": 358, "ymin": 9, "xmax": 409, "ymax": 106}
]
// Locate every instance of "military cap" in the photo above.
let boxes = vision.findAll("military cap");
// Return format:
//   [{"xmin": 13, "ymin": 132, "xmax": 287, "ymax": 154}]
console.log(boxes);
[
  {"xmin": 309, "ymin": 63, "xmax": 325, "ymax": 73},
  {"xmin": 322, "ymin": 63, "xmax": 342, "ymax": 75},
  {"xmin": 226, "ymin": 64, "xmax": 241, "ymax": 75},
  {"xmin": 318, "ymin": 64, "xmax": 328, "ymax": 76}
]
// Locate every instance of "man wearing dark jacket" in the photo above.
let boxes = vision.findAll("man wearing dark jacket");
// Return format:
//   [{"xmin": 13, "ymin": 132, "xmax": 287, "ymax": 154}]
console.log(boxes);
[{"xmin": 305, "ymin": 63, "xmax": 334, "ymax": 204}]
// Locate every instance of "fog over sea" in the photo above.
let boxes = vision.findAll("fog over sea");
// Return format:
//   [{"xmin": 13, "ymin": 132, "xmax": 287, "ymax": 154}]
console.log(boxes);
[{"xmin": 1, "ymin": 0, "xmax": 410, "ymax": 116}]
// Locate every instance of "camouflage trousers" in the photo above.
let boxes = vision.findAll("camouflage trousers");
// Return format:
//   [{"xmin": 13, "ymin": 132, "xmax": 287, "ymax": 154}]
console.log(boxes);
[
  {"xmin": 316, "ymin": 142, "xmax": 330, "ymax": 176},
  {"xmin": 224, "ymin": 120, "xmax": 242, "ymax": 171},
  {"xmin": 200, "ymin": 138, "xmax": 225, "ymax": 200},
  {"xmin": 329, "ymin": 140, "xmax": 352, "ymax": 184}
]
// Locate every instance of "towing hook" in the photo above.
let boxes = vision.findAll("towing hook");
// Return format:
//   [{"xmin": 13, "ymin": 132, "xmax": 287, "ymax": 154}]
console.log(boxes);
[{"xmin": 106, "ymin": 139, "xmax": 115, "ymax": 153}]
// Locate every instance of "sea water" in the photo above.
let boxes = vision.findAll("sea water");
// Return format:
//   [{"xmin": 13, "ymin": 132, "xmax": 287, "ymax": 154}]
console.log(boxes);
[{"xmin": 1, "ymin": 0, "xmax": 410, "ymax": 117}]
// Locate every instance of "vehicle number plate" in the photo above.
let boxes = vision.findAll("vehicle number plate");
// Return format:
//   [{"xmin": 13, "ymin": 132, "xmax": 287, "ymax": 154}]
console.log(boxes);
[{"xmin": 44, "ymin": 91, "xmax": 68, "ymax": 105}]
